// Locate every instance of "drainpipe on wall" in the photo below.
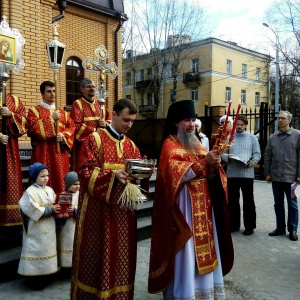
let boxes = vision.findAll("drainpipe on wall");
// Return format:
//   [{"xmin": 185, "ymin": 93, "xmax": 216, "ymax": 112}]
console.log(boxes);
[
  {"xmin": 52, "ymin": 0, "xmax": 67, "ymax": 23},
  {"xmin": 115, "ymin": 12, "xmax": 128, "ymax": 102}
]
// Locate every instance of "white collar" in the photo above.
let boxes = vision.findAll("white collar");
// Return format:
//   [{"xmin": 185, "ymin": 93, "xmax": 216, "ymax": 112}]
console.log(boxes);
[
  {"xmin": 41, "ymin": 101, "xmax": 55, "ymax": 110},
  {"xmin": 108, "ymin": 124, "xmax": 123, "ymax": 139}
]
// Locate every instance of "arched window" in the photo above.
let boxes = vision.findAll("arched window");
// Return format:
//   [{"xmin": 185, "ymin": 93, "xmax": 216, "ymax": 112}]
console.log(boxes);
[{"xmin": 66, "ymin": 57, "xmax": 83, "ymax": 106}]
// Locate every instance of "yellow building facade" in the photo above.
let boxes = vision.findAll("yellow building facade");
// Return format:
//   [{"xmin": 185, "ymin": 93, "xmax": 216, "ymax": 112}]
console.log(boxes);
[
  {"xmin": 1, "ymin": 0, "xmax": 126, "ymax": 145},
  {"xmin": 123, "ymin": 37, "xmax": 271, "ymax": 120}
]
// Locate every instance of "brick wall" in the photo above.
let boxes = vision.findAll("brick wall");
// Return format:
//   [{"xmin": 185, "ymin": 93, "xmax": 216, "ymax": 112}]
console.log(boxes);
[{"xmin": 1, "ymin": 0, "xmax": 122, "ymax": 145}]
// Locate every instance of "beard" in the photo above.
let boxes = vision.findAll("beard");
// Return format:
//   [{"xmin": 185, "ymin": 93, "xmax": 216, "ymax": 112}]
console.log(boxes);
[{"xmin": 177, "ymin": 130, "xmax": 199, "ymax": 151}]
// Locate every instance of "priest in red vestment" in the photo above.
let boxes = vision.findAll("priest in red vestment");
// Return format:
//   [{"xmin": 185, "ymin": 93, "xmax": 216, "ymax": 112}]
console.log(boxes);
[
  {"xmin": 27, "ymin": 81, "xmax": 75, "ymax": 194},
  {"xmin": 0, "ymin": 92, "xmax": 27, "ymax": 226},
  {"xmin": 71, "ymin": 98, "xmax": 143, "ymax": 300},
  {"xmin": 148, "ymin": 100, "xmax": 234, "ymax": 299},
  {"xmin": 70, "ymin": 77, "xmax": 111, "ymax": 171}
]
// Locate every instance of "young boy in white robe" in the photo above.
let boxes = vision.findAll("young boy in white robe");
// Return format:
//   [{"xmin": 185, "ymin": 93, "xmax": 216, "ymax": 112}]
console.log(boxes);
[
  {"xmin": 18, "ymin": 162, "xmax": 60, "ymax": 290},
  {"xmin": 56, "ymin": 171, "xmax": 79, "ymax": 273}
]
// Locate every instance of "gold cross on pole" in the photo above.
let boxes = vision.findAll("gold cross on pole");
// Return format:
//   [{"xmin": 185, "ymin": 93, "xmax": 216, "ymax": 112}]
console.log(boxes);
[{"xmin": 82, "ymin": 45, "xmax": 119, "ymax": 100}]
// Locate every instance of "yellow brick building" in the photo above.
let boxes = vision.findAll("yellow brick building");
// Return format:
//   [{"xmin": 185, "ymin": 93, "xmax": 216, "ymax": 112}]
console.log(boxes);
[
  {"xmin": 0, "ymin": 0, "xmax": 126, "ymax": 145},
  {"xmin": 123, "ymin": 37, "xmax": 272, "ymax": 120}
]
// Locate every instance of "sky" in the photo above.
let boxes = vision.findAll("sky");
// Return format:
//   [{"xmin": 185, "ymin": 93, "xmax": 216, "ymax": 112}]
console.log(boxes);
[{"xmin": 203, "ymin": 0, "xmax": 276, "ymax": 54}]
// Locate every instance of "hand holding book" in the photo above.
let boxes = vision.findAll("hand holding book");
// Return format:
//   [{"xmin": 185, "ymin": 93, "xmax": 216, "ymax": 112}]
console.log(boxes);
[{"xmin": 228, "ymin": 154, "xmax": 250, "ymax": 166}]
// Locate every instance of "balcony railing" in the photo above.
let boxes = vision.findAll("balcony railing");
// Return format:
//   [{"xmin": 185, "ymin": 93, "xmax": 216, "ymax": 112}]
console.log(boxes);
[
  {"xmin": 182, "ymin": 72, "xmax": 201, "ymax": 84},
  {"xmin": 136, "ymin": 78, "xmax": 160, "ymax": 90},
  {"xmin": 139, "ymin": 104, "xmax": 157, "ymax": 113}
]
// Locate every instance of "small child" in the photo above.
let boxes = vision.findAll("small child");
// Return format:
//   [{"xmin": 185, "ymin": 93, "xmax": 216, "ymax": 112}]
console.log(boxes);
[
  {"xmin": 56, "ymin": 171, "xmax": 80, "ymax": 270},
  {"xmin": 18, "ymin": 162, "xmax": 60, "ymax": 290}
]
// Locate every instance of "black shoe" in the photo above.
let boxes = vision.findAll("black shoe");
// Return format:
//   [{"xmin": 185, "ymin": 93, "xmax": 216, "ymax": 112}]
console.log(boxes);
[
  {"xmin": 269, "ymin": 228, "xmax": 286, "ymax": 236},
  {"xmin": 289, "ymin": 231, "xmax": 298, "ymax": 241},
  {"xmin": 25, "ymin": 279, "xmax": 46, "ymax": 291},
  {"xmin": 243, "ymin": 229, "xmax": 254, "ymax": 235}
]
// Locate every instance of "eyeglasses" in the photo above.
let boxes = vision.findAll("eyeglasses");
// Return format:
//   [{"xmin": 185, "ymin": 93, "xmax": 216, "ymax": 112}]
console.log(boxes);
[{"xmin": 84, "ymin": 85, "xmax": 95, "ymax": 89}]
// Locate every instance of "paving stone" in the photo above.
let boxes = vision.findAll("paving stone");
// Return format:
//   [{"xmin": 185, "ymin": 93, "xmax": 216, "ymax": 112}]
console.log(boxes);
[{"xmin": 0, "ymin": 181, "xmax": 300, "ymax": 299}]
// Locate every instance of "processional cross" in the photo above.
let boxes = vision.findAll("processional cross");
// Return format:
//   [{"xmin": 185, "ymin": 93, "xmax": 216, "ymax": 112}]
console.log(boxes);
[{"xmin": 82, "ymin": 45, "xmax": 119, "ymax": 118}]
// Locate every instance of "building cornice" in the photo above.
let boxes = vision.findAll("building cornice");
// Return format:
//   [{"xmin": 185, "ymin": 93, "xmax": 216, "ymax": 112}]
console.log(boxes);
[{"xmin": 123, "ymin": 37, "xmax": 273, "ymax": 63}]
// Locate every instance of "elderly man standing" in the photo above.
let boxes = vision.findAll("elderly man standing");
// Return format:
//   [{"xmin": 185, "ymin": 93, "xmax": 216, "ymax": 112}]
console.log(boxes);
[
  {"xmin": 264, "ymin": 110, "xmax": 300, "ymax": 241},
  {"xmin": 148, "ymin": 100, "xmax": 233, "ymax": 299}
]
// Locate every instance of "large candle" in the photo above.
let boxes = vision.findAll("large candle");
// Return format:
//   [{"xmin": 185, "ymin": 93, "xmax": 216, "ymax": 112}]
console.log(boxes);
[
  {"xmin": 221, "ymin": 101, "xmax": 232, "ymax": 137},
  {"xmin": 229, "ymin": 104, "xmax": 241, "ymax": 143}
]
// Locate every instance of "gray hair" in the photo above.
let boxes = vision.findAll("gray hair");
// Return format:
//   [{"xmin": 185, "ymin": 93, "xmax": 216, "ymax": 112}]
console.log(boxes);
[
  {"xmin": 278, "ymin": 110, "xmax": 292, "ymax": 121},
  {"xmin": 81, "ymin": 78, "xmax": 94, "ymax": 88}
]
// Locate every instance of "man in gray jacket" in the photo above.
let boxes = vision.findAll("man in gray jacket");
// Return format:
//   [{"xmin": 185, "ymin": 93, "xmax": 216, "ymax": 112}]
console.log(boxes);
[
  {"xmin": 264, "ymin": 110, "xmax": 300, "ymax": 241},
  {"xmin": 222, "ymin": 115, "xmax": 261, "ymax": 235}
]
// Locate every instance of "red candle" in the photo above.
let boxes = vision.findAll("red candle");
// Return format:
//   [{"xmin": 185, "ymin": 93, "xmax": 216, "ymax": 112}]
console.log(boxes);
[
  {"xmin": 229, "ymin": 104, "xmax": 241, "ymax": 143},
  {"xmin": 221, "ymin": 101, "xmax": 232, "ymax": 137}
]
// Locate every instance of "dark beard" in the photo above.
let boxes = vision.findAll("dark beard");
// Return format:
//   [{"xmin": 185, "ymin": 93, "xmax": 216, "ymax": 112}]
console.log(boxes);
[{"xmin": 177, "ymin": 130, "xmax": 199, "ymax": 151}]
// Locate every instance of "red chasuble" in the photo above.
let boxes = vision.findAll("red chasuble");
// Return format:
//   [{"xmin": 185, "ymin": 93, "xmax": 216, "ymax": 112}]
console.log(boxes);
[
  {"xmin": 70, "ymin": 97, "xmax": 111, "ymax": 171},
  {"xmin": 148, "ymin": 135, "xmax": 233, "ymax": 294},
  {"xmin": 27, "ymin": 105, "xmax": 75, "ymax": 193},
  {"xmin": 71, "ymin": 129, "xmax": 141, "ymax": 300},
  {"xmin": 0, "ymin": 94, "xmax": 26, "ymax": 226}
]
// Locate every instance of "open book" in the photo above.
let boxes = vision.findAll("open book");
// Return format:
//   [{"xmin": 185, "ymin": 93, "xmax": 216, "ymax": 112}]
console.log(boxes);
[{"xmin": 229, "ymin": 155, "xmax": 249, "ymax": 165}]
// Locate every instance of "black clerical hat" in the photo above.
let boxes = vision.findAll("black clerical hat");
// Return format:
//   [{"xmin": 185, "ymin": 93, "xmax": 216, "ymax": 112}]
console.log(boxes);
[
  {"xmin": 167, "ymin": 100, "xmax": 196, "ymax": 124},
  {"xmin": 162, "ymin": 100, "xmax": 196, "ymax": 143}
]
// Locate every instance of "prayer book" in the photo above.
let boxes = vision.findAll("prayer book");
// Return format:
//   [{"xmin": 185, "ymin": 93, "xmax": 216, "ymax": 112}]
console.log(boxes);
[{"xmin": 53, "ymin": 193, "xmax": 73, "ymax": 218}]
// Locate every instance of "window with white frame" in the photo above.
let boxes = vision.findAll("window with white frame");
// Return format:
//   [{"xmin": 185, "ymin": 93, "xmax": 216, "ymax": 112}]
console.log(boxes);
[
  {"xmin": 255, "ymin": 117, "xmax": 260, "ymax": 131},
  {"xmin": 192, "ymin": 59, "xmax": 199, "ymax": 72},
  {"xmin": 169, "ymin": 89, "xmax": 174, "ymax": 103},
  {"xmin": 125, "ymin": 72, "xmax": 131, "ymax": 85},
  {"xmin": 255, "ymin": 92, "xmax": 260, "ymax": 105},
  {"xmin": 227, "ymin": 59, "xmax": 232, "ymax": 75},
  {"xmin": 166, "ymin": 63, "xmax": 174, "ymax": 78},
  {"xmin": 242, "ymin": 64, "xmax": 247, "ymax": 78},
  {"xmin": 241, "ymin": 90, "xmax": 246, "ymax": 104},
  {"xmin": 256, "ymin": 68, "xmax": 261, "ymax": 81},
  {"xmin": 190, "ymin": 87, "xmax": 198, "ymax": 101},
  {"xmin": 146, "ymin": 68, "xmax": 152, "ymax": 80},
  {"xmin": 140, "ymin": 69, "xmax": 144, "ymax": 81},
  {"xmin": 147, "ymin": 93, "xmax": 152, "ymax": 105},
  {"xmin": 226, "ymin": 87, "xmax": 231, "ymax": 102}
]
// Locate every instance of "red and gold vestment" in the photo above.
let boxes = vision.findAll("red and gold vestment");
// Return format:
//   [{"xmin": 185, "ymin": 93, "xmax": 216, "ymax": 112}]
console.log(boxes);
[
  {"xmin": 148, "ymin": 135, "xmax": 233, "ymax": 293},
  {"xmin": 71, "ymin": 129, "xmax": 141, "ymax": 300},
  {"xmin": 27, "ymin": 105, "xmax": 75, "ymax": 193},
  {"xmin": 70, "ymin": 97, "xmax": 111, "ymax": 171},
  {"xmin": 0, "ymin": 94, "xmax": 27, "ymax": 226}
]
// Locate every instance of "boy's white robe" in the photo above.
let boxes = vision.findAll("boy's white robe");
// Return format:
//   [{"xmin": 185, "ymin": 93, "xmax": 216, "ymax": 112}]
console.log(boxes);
[
  {"xmin": 57, "ymin": 190, "xmax": 79, "ymax": 267},
  {"xmin": 18, "ymin": 185, "xmax": 58, "ymax": 276}
]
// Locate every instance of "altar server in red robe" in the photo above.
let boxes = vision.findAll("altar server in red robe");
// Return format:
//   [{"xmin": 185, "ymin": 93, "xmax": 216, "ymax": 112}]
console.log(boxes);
[
  {"xmin": 0, "ymin": 88, "xmax": 27, "ymax": 226},
  {"xmin": 70, "ymin": 77, "xmax": 111, "ymax": 171},
  {"xmin": 148, "ymin": 100, "xmax": 234, "ymax": 299},
  {"xmin": 71, "ymin": 98, "xmax": 143, "ymax": 300},
  {"xmin": 27, "ymin": 81, "xmax": 75, "ymax": 194}
]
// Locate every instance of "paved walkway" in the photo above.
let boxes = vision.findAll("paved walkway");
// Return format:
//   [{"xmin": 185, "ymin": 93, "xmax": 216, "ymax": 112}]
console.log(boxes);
[{"xmin": 1, "ymin": 181, "xmax": 300, "ymax": 299}]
